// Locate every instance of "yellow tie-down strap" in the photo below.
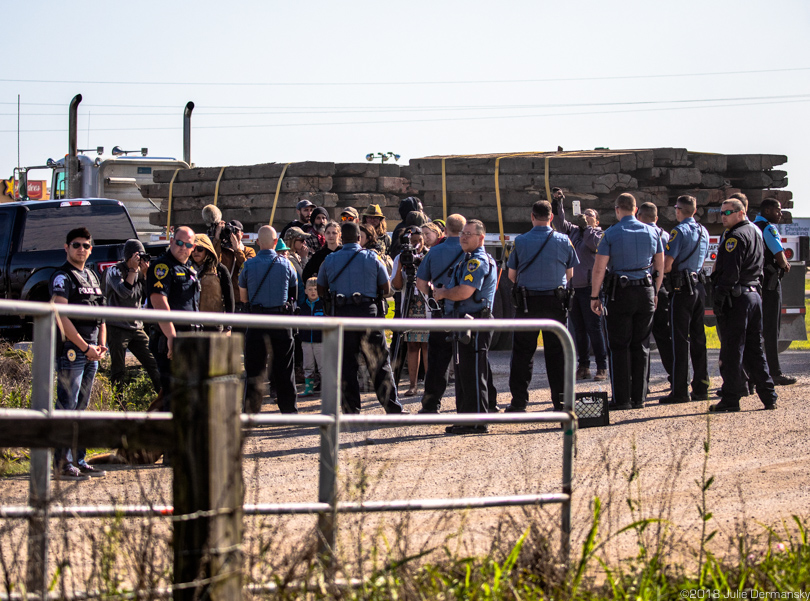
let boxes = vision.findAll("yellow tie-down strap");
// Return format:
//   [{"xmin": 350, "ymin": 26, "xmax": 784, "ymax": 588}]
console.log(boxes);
[
  {"xmin": 269, "ymin": 163, "xmax": 292, "ymax": 227},
  {"xmin": 165, "ymin": 168, "xmax": 181, "ymax": 238},
  {"xmin": 213, "ymin": 166, "xmax": 227, "ymax": 207}
]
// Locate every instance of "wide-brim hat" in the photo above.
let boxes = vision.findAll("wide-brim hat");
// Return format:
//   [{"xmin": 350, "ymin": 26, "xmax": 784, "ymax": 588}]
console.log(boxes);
[{"xmin": 362, "ymin": 203, "xmax": 384, "ymax": 218}]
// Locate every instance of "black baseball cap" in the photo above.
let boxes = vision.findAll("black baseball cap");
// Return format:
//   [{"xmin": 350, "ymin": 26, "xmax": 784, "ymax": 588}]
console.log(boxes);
[
  {"xmin": 296, "ymin": 199, "xmax": 315, "ymax": 210},
  {"xmin": 228, "ymin": 219, "xmax": 244, "ymax": 231}
]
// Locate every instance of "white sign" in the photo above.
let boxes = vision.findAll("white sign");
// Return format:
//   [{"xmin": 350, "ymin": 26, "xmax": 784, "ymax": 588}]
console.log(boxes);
[{"xmin": 777, "ymin": 218, "xmax": 810, "ymax": 238}]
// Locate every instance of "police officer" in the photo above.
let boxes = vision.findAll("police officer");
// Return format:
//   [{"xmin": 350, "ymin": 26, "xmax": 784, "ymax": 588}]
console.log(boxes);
[
  {"xmin": 506, "ymin": 200, "xmax": 579, "ymax": 412},
  {"xmin": 433, "ymin": 220, "xmax": 497, "ymax": 434},
  {"xmin": 147, "ymin": 226, "xmax": 200, "ymax": 402},
  {"xmin": 591, "ymin": 193, "xmax": 664, "ymax": 410},
  {"xmin": 660, "ymin": 195, "xmax": 710, "ymax": 404},
  {"xmin": 415, "ymin": 214, "xmax": 467, "ymax": 413},
  {"xmin": 636, "ymin": 202, "xmax": 672, "ymax": 384},
  {"xmin": 239, "ymin": 226, "xmax": 299, "ymax": 414},
  {"xmin": 50, "ymin": 227, "xmax": 107, "ymax": 480},
  {"xmin": 754, "ymin": 198, "xmax": 797, "ymax": 386},
  {"xmin": 317, "ymin": 222, "xmax": 405, "ymax": 414},
  {"xmin": 710, "ymin": 199, "xmax": 777, "ymax": 412}
]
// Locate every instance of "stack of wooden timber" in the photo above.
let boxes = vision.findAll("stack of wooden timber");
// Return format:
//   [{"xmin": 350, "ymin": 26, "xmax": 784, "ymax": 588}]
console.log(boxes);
[
  {"xmin": 408, "ymin": 149, "xmax": 792, "ymax": 235},
  {"xmin": 142, "ymin": 162, "xmax": 337, "ymax": 232},
  {"xmin": 142, "ymin": 161, "xmax": 421, "ymax": 233},
  {"xmin": 332, "ymin": 162, "xmax": 418, "ymax": 222}
]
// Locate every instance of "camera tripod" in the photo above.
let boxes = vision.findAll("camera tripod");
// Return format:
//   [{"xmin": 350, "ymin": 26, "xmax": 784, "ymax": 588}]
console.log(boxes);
[{"xmin": 390, "ymin": 264, "xmax": 419, "ymax": 387}]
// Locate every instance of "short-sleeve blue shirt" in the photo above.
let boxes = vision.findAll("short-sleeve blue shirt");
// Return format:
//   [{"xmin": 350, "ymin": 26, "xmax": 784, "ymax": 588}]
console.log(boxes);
[
  {"xmin": 596, "ymin": 215, "xmax": 663, "ymax": 279},
  {"xmin": 416, "ymin": 236, "xmax": 465, "ymax": 289},
  {"xmin": 754, "ymin": 215, "xmax": 785, "ymax": 255},
  {"xmin": 507, "ymin": 225, "xmax": 579, "ymax": 290},
  {"xmin": 448, "ymin": 246, "xmax": 497, "ymax": 315},
  {"xmin": 238, "ymin": 249, "xmax": 297, "ymax": 308},
  {"xmin": 317, "ymin": 243, "xmax": 387, "ymax": 297},
  {"xmin": 665, "ymin": 217, "xmax": 709, "ymax": 272}
]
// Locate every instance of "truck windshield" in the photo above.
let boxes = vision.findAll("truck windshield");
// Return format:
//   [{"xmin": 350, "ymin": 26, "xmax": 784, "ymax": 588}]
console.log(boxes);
[{"xmin": 20, "ymin": 204, "xmax": 137, "ymax": 251}]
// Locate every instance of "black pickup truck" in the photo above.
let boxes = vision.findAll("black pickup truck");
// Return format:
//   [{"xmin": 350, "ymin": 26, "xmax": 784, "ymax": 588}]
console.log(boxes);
[{"xmin": 0, "ymin": 198, "xmax": 167, "ymax": 337}]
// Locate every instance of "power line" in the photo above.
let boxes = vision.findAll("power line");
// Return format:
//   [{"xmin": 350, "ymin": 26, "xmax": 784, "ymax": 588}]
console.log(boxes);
[
  {"xmin": 2, "ymin": 93, "xmax": 809, "ymax": 118},
  {"xmin": 2, "ymin": 97, "xmax": 807, "ymax": 134},
  {"xmin": 1, "ymin": 67, "xmax": 809, "ymax": 87}
]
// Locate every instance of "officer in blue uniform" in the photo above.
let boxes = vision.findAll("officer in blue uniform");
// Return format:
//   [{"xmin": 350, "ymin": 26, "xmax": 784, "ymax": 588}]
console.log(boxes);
[
  {"xmin": 660, "ymin": 195, "xmax": 710, "ymax": 404},
  {"xmin": 416, "ymin": 214, "xmax": 468, "ymax": 413},
  {"xmin": 239, "ymin": 225, "xmax": 299, "ymax": 414},
  {"xmin": 710, "ymin": 199, "xmax": 777, "ymax": 412},
  {"xmin": 147, "ymin": 226, "xmax": 201, "ymax": 401},
  {"xmin": 317, "ymin": 222, "xmax": 404, "ymax": 414},
  {"xmin": 434, "ymin": 219, "xmax": 497, "ymax": 434},
  {"xmin": 636, "ymin": 203, "xmax": 672, "ymax": 385},
  {"xmin": 754, "ymin": 199, "xmax": 796, "ymax": 386},
  {"xmin": 506, "ymin": 200, "xmax": 579, "ymax": 412},
  {"xmin": 591, "ymin": 193, "xmax": 664, "ymax": 410}
]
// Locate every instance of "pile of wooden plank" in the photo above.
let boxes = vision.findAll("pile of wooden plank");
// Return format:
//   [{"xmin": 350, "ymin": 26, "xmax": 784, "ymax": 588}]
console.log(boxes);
[
  {"xmin": 142, "ymin": 162, "xmax": 337, "ymax": 232},
  {"xmin": 408, "ymin": 149, "xmax": 792, "ymax": 234},
  {"xmin": 141, "ymin": 149, "xmax": 792, "ymax": 236},
  {"xmin": 332, "ymin": 162, "xmax": 417, "ymax": 222}
]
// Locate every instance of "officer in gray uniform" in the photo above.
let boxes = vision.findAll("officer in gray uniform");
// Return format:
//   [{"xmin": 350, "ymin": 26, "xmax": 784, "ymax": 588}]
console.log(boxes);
[
  {"xmin": 317, "ymin": 222, "xmax": 404, "ymax": 414},
  {"xmin": 434, "ymin": 220, "xmax": 497, "ymax": 434},
  {"xmin": 239, "ymin": 226, "xmax": 299, "ymax": 414},
  {"xmin": 506, "ymin": 200, "xmax": 579, "ymax": 412},
  {"xmin": 591, "ymin": 193, "xmax": 664, "ymax": 410},
  {"xmin": 660, "ymin": 195, "xmax": 710, "ymax": 404}
]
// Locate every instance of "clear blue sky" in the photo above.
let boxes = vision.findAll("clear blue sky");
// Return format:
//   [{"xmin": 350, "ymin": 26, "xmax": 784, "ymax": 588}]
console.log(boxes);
[{"xmin": 3, "ymin": 0, "xmax": 809, "ymax": 214}]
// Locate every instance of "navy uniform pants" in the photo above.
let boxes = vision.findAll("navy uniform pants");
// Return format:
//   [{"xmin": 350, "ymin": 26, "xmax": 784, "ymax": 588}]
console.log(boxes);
[
  {"xmin": 651, "ymin": 288, "xmax": 673, "ymax": 380},
  {"xmin": 337, "ymin": 302, "xmax": 403, "ymax": 414},
  {"xmin": 422, "ymin": 329, "xmax": 497, "ymax": 412},
  {"xmin": 570, "ymin": 286, "xmax": 608, "ymax": 370},
  {"xmin": 454, "ymin": 329, "xmax": 493, "ymax": 414},
  {"xmin": 761, "ymin": 284, "xmax": 784, "ymax": 378},
  {"xmin": 669, "ymin": 284, "xmax": 709, "ymax": 399},
  {"xmin": 244, "ymin": 326, "xmax": 298, "ymax": 414},
  {"xmin": 717, "ymin": 291, "xmax": 777, "ymax": 407},
  {"xmin": 509, "ymin": 295, "xmax": 567, "ymax": 411},
  {"xmin": 604, "ymin": 285, "xmax": 655, "ymax": 407}
]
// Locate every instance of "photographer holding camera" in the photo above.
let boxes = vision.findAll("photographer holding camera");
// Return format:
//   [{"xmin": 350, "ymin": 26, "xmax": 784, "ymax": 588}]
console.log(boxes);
[
  {"xmin": 391, "ymin": 226, "xmax": 428, "ymax": 397},
  {"xmin": 203, "ymin": 204, "xmax": 256, "ymax": 313},
  {"xmin": 105, "ymin": 238, "xmax": 161, "ymax": 399}
]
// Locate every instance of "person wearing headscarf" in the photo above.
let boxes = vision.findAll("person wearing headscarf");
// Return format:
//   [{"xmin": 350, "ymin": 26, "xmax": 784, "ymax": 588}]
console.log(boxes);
[{"xmin": 190, "ymin": 234, "xmax": 235, "ymax": 332}]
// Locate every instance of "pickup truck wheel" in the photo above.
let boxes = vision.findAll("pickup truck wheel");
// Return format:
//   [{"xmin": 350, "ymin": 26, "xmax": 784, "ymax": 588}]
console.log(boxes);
[{"xmin": 778, "ymin": 340, "xmax": 792, "ymax": 353}]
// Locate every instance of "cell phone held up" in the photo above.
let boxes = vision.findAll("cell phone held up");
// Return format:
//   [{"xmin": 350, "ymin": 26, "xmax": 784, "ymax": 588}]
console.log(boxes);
[{"xmin": 572, "ymin": 201, "xmax": 581, "ymax": 216}]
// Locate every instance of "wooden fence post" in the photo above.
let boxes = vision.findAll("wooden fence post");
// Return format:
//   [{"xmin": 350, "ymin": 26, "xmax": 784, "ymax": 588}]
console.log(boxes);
[{"xmin": 171, "ymin": 333, "xmax": 244, "ymax": 601}]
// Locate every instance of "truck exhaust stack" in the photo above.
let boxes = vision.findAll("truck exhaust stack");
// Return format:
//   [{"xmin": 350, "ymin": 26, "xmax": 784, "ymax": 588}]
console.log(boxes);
[
  {"xmin": 67, "ymin": 94, "xmax": 82, "ymax": 199},
  {"xmin": 183, "ymin": 101, "xmax": 194, "ymax": 165}
]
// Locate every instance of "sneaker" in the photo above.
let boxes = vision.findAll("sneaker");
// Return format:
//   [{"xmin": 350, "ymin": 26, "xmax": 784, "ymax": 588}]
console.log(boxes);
[
  {"xmin": 773, "ymin": 375, "xmax": 797, "ymax": 386},
  {"xmin": 576, "ymin": 367, "xmax": 591, "ymax": 380},
  {"xmin": 78, "ymin": 464, "xmax": 106, "ymax": 477},
  {"xmin": 594, "ymin": 369, "xmax": 608, "ymax": 381},
  {"xmin": 56, "ymin": 465, "xmax": 89, "ymax": 481},
  {"xmin": 503, "ymin": 405, "xmax": 526, "ymax": 413},
  {"xmin": 445, "ymin": 425, "xmax": 488, "ymax": 435}
]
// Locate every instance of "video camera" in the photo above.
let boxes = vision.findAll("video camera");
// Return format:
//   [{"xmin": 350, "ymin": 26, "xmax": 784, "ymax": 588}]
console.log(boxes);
[{"xmin": 398, "ymin": 231, "xmax": 422, "ymax": 275}]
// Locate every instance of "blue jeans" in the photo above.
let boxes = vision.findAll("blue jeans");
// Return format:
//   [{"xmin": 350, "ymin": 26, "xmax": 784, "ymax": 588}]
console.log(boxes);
[{"xmin": 54, "ymin": 342, "xmax": 99, "ymax": 469}]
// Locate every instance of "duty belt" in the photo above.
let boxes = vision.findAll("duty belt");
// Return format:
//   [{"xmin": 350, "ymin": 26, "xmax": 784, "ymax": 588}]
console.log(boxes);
[
  {"xmin": 525, "ymin": 289, "xmax": 557, "ymax": 297},
  {"xmin": 335, "ymin": 294, "xmax": 376, "ymax": 307},
  {"xmin": 250, "ymin": 305, "xmax": 289, "ymax": 314},
  {"xmin": 623, "ymin": 278, "xmax": 653, "ymax": 287}
]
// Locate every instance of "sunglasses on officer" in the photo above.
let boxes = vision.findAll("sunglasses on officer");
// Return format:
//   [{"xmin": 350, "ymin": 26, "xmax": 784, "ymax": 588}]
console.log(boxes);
[
  {"xmin": 70, "ymin": 242, "xmax": 92, "ymax": 250},
  {"xmin": 174, "ymin": 239, "xmax": 195, "ymax": 249},
  {"xmin": 720, "ymin": 209, "xmax": 739, "ymax": 216}
]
